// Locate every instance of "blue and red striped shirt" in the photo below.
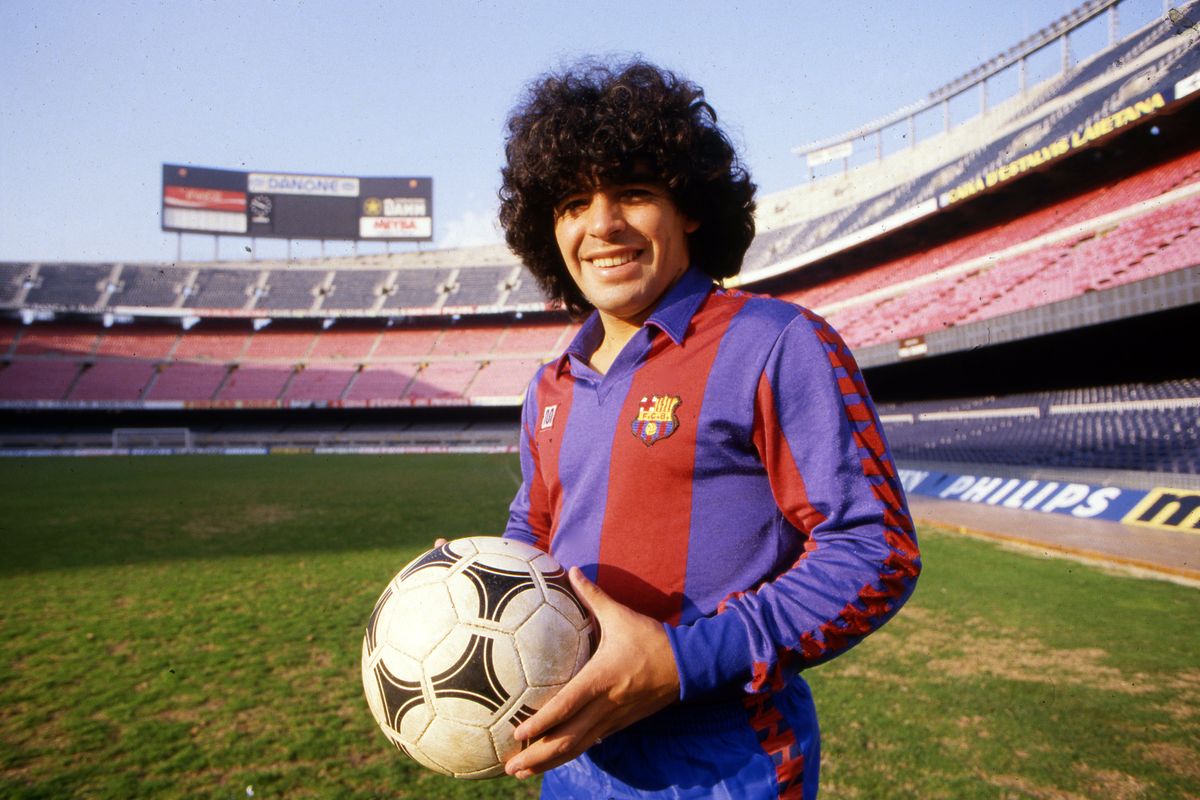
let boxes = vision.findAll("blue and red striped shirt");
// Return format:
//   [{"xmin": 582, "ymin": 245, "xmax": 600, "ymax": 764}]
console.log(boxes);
[{"xmin": 504, "ymin": 267, "xmax": 921, "ymax": 701}]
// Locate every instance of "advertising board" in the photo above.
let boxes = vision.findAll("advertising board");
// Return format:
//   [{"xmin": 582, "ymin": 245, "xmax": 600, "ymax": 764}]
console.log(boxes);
[{"xmin": 162, "ymin": 164, "xmax": 432, "ymax": 241}]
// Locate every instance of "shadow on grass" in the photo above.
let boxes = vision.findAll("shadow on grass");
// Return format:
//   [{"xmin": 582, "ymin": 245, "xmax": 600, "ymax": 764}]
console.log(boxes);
[{"xmin": 0, "ymin": 454, "xmax": 522, "ymax": 575}]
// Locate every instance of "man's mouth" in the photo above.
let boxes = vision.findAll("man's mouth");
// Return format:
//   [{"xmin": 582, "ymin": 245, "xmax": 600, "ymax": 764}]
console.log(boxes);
[{"xmin": 588, "ymin": 251, "xmax": 640, "ymax": 268}]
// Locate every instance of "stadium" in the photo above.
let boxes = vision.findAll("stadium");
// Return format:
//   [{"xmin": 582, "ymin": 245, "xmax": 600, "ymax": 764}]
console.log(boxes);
[{"xmin": 3, "ymin": 1, "xmax": 1199, "ymax": 798}]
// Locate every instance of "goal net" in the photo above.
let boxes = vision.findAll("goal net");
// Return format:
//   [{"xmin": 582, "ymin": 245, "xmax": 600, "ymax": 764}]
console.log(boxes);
[{"xmin": 111, "ymin": 427, "xmax": 193, "ymax": 451}]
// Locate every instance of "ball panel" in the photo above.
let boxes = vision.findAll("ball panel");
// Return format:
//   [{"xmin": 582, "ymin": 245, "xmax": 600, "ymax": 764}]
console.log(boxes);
[
  {"xmin": 426, "ymin": 630, "xmax": 519, "ymax": 723},
  {"xmin": 386, "ymin": 582, "xmax": 456, "ymax": 660},
  {"xmin": 374, "ymin": 650, "xmax": 426, "ymax": 733},
  {"xmin": 418, "ymin": 716, "xmax": 503, "ymax": 778},
  {"xmin": 363, "ymin": 585, "xmax": 393, "ymax": 655},
  {"xmin": 516, "ymin": 604, "xmax": 588, "ymax": 687},
  {"xmin": 397, "ymin": 542, "xmax": 462, "ymax": 584},
  {"xmin": 361, "ymin": 636, "xmax": 386, "ymax": 725},
  {"xmin": 541, "ymin": 569, "xmax": 590, "ymax": 628},
  {"xmin": 467, "ymin": 536, "xmax": 544, "ymax": 562},
  {"xmin": 447, "ymin": 561, "xmax": 540, "ymax": 628}
]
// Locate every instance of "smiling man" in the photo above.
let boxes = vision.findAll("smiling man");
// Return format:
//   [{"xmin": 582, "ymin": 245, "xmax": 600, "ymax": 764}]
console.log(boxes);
[{"xmin": 497, "ymin": 60, "xmax": 921, "ymax": 799}]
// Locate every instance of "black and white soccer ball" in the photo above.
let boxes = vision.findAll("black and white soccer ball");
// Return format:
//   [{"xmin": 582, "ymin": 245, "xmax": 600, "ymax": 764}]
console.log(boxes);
[{"xmin": 361, "ymin": 536, "xmax": 595, "ymax": 779}]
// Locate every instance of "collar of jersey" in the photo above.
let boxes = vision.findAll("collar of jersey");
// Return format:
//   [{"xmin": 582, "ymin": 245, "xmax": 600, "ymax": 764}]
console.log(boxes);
[{"xmin": 556, "ymin": 266, "xmax": 714, "ymax": 377}]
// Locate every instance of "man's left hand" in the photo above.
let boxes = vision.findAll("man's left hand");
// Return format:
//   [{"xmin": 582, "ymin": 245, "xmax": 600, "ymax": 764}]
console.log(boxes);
[{"xmin": 503, "ymin": 566, "xmax": 680, "ymax": 779}]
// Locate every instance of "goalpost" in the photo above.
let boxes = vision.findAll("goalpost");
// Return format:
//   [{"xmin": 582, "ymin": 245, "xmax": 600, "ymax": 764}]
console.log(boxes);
[{"xmin": 111, "ymin": 427, "xmax": 194, "ymax": 451}]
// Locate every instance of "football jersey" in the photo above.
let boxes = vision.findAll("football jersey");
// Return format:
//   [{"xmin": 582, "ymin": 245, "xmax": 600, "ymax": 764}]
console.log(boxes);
[{"xmin": 504, "ymin": 267, "xmax": 921, "ymax": 701}]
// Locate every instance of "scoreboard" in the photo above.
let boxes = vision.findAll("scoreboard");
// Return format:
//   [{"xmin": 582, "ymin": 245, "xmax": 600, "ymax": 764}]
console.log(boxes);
[{"xmin": 161, "ymin": 164, "xmax": 433, "ymax": 242}]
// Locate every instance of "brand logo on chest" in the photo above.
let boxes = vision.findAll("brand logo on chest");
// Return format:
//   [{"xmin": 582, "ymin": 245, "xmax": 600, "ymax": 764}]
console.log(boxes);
[{"xmin": 631, "ymin": 395, "xmax": 682, "ymax": 446}]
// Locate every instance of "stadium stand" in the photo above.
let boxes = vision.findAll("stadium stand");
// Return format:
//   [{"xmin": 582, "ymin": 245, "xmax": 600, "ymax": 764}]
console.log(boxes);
[
  {"xmin": 0, "ymin": 360, "xmax": 79, "ymax": 402},
  {"xmin": 381, "ymin": 268, "xmax": 450, "ymax": 310},
  {"xmin": 172, "ymin": 329, "xmax": 249, "ymax": 360},
  {"xmin": 215, "ymin": 365, "xmax": 292, "ymax": 404},
  {"xmin": 372, "ymin": 327, "xmax": 443, "ymax": 358},
  {"xmin": 444, "ymin": 265, "xmax": 513, "ymax": 308},
  {"xmin": 145, "ymin": 362, "xmax": 229, "ymax": 402},
  {"xmin": 23, "ymin": 263, "xmax": 109, "ymax": 309},
  {"xmin": 879, "ymin": 380, "xmax": 1200, "ymax": 474},
  {"xmin": 183, "ymin": 268, "xmax": 256, "ymax": 310},
  {"xmin": 242, "ymin": 329, "xmax": 316, "ymax": 360},
  {"xmin": 343, "ymin": 364, "xmax": 417, "ymax": 404},
  {"xmin": 109, "ymin": 265, "xmax": 187, "ymax": 308},
  {"xmin": 68, "ymin": 360, "xmax": 156, "ymax": 402},
  {"xmin": 13, "ymin": 323, "xmax": 99, "ymax": 356},
  {"xmin": 405, "ymin": 361, "xmax": 482, "ymax": 400},
  {"xmin": 432, "ymin": 325, "xmax": 503, "ymax": 357},
  {"xmin": 505, "ymin": 273, "xmax": 550, "ymax": 306},
  {"xmin": 95, "ymin": 327, "xmax": 179, "ymax": 359},
  {"xmin": 0, "ymin": 321, "xmax": 19, "ymax": 357},
  {"xmin": 319, "ymin": 269, "xmax": 386, "ymax": 312},
  {"xmin": 492, "ymin": 320, "xmax": 572, "ymax": 356},
  {"xmin": 308, "ymin": 329, "xmax": 381, "ymax": 360},
  {"xmin": 254, "ymin": 269, "xmax": 324, "ymax": 311},
  {"xmin": 280, "ymin": 365, "xmax": 357, "ymax": 405},
  {"xmin": 0, "ymin": 264, "xmax": 31, "ymax": 306},
  {"xmin": 468, "ymin": 359, "xmax": 545, "ymax": 401}
]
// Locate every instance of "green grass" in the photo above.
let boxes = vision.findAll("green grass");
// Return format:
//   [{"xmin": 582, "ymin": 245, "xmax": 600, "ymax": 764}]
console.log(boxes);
[{"xmin": 1, "ymin": 455, "xmax": 1197, "ymax": 799}]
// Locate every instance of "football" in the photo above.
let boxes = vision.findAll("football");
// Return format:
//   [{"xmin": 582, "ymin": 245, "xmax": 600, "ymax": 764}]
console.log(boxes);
[{"xmin": 361, "ymin": 536, "xmax": 595, "ymax": 779}]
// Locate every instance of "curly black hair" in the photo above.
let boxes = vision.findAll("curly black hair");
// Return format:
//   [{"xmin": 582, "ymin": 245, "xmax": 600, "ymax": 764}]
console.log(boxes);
[{"xmin": 498, "ymin": 59, "xmax": 757, "ymax": 316}]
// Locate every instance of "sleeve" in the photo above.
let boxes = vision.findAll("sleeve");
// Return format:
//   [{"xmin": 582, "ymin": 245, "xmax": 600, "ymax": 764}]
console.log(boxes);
[
  {"xmin": 502, "ymin": 367, "xmax": 553, "ymax": 553},
  {"xmin": 665, "ymin": 310, "xmax": 921, "ymax": 699}
]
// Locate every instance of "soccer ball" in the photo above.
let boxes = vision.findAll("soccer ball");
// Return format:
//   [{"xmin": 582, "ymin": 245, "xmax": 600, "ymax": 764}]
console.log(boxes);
[{"xmin": 361, "ymin": 536, "xmax": 595, "ymax": 779}]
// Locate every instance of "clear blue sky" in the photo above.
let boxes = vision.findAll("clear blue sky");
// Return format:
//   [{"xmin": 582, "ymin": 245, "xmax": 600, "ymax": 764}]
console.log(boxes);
[{"xmin": 0, "ymin": 0, "xmax": 1169, "ymax": 263}]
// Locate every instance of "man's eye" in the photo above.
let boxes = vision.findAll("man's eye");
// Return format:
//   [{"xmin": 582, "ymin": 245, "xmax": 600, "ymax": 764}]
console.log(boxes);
[{"xmin": 557, "ymin": 198, "xmax": 587, "ymax": 216}]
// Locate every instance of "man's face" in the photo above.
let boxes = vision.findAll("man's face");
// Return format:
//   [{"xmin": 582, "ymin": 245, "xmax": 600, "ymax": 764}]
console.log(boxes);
[{"xmin": 553, "ymin": 181, "xmax": 698, "ymax": 328}]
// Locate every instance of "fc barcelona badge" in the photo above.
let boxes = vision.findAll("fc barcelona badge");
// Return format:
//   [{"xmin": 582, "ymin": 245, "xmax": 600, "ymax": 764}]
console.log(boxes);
[{"xmin": 632, "ymin": 395, "xmax": 682, "ymax": 446}]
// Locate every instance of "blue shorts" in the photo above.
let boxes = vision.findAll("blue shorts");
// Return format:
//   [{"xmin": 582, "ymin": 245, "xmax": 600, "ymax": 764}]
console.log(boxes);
[{"xmin": 540, "ymin": 674, "xmax": 820, "ymax": 799}]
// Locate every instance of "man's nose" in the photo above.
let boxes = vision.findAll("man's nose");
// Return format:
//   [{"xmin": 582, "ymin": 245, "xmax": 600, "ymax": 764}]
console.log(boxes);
[{"xmin": 586, "ymin": 192, "xmax": 625, "ymax": 237}]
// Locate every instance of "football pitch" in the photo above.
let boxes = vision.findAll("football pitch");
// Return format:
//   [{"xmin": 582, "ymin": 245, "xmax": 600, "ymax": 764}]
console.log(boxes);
[{"xmin": 1, "ymin": 454, "xmax": 1197, "ymax": 799}]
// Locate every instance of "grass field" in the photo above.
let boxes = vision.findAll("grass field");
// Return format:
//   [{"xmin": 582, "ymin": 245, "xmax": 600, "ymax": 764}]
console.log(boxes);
[{"xmin": 1, "ymin": 454, "xmax": 1197, "ymax": 799}]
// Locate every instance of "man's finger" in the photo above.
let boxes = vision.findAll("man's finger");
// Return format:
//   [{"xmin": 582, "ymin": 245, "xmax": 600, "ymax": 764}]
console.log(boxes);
[
  {"xmin": 506, "ymin": 702, "xmax": 611, "ymax": 779},
  {"xmin": 513, "ymin": 658, "xmax": 600, "ymax": 742}
]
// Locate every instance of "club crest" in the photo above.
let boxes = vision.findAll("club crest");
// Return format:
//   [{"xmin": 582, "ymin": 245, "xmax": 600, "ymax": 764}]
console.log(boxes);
[{"xmin": 631, "ymin": 394, "xmax": 682, "ymax": 446}]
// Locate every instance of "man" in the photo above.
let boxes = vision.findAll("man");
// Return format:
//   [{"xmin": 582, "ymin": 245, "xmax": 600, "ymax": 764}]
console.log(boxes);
[{"xmin": 498, "ymin": 59, "xmax": 921, "ymax": 799}]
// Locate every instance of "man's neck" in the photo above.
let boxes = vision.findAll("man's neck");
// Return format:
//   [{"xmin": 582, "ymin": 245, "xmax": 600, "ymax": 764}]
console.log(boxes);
[{"xmin": 588, "ymin": 312, "xmax": 644, "ymax": 375}]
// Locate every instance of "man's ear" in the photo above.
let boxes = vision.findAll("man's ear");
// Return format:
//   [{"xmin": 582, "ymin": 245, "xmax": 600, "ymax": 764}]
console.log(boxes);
[{"xmin": 684, "ymin": 217, "xmax": 700, "ymax": 234}]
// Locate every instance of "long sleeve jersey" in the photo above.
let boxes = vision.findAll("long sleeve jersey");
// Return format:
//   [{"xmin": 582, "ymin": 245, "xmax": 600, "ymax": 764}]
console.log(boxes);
[{"xmin": 504, "ymin": 267, "xmax": 921, "ymax": 702}]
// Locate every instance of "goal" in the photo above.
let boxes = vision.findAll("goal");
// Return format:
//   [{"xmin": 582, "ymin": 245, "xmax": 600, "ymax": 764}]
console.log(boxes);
[{"xmin": 111, "ymin": 427, "xmax": 193, "ymax": 451}]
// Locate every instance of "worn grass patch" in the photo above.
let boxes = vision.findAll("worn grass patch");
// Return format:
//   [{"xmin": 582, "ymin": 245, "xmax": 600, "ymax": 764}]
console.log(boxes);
[{"xmin": 1, "ymin": 455, "xmax": 1198, "ymax": 798}]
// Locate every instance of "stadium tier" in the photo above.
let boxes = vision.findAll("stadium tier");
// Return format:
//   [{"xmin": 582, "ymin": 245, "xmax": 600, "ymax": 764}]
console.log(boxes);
[{"xmin": 811, "ymin": 187, "xmax": 1200, "ymax": 348}]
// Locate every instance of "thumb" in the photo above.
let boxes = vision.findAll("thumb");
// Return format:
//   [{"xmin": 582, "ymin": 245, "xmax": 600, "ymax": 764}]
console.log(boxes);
[{"xmin": 568, "ymin": 566, "xmax": 613, "ymax": 618}]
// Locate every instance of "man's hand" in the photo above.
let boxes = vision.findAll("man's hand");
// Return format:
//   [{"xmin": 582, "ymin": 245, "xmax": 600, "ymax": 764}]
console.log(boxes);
[{"xmin": 504, "ymin": 566, "xmax": 680, "ymax": 780}]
